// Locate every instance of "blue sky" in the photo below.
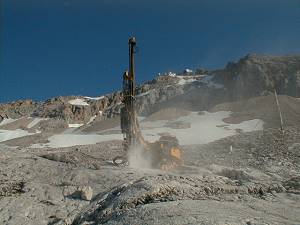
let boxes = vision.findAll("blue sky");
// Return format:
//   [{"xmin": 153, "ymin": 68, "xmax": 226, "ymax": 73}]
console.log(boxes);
[{"xmin": 1, "ymin": 0, "xmax": 300, "ymax": 103}]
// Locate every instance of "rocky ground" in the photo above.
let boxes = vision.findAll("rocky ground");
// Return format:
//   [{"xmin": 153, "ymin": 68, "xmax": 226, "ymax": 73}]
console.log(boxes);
[
  {"xmin": 1, "ymin": 95, "xmax": 300, "ymax": 225},
  {"xmin": 0, "ymin": 123, "xmax": 299, "ymax": 225},
  {"xmin": 1, "ymin": 54, "xmax": 300, "ymax": 224}
]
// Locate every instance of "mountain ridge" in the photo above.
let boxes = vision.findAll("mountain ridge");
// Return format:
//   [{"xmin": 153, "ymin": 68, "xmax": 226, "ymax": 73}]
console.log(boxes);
[{"xmin": 1, "ymin": 54, "xmax": 300, "ymax": 124}]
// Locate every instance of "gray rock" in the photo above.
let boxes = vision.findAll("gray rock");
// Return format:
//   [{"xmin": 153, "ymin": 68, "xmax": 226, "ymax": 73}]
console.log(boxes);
[
  {"xmin": 63, "ymin": 186, "xmax": 93, "ymax": 201},
  {"xmin": 79, "ymin": 186, "xmax": 93, "ymax": 201}
]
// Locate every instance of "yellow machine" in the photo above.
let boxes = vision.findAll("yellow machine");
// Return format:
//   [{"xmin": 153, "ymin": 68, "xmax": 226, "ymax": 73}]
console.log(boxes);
[{"xmin": 113, "ymin": 37, "xmax": 183, "ymax": 170}]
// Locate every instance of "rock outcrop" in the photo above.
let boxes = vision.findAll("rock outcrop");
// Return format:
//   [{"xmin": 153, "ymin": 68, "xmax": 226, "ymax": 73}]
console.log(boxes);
[
  {"xmin": 1, "ymin": 54, "xmax": 299, "ymax": 124},
  {"xmin": 0, "ymin": 100, "xmax": 39, "ymax": 122},
  {"xmin": 214, "ymin": 54, "xmax": 300, "ymax": 100}
]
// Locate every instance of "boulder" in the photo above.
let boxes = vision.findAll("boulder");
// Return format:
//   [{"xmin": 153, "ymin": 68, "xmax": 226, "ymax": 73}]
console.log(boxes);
[{"xmin": 63, "ymin": 186, "xmax": 93, "ymax": 201}]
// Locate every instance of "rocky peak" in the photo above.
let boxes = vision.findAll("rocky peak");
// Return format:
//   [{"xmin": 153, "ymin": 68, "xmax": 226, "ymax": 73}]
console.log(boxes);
[
  {"xmin": 215, "ymin": 54, "xmax": 300, "ymax": 100},
  {"xmin": 1, "ymin": 54, "xmax": 300, "ymax": 124}
]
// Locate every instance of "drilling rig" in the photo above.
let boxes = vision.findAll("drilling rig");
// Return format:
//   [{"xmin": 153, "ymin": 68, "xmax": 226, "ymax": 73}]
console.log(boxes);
[{"xmin": 113, "ymin": 37, "xmax": 183, "ymax": 170}]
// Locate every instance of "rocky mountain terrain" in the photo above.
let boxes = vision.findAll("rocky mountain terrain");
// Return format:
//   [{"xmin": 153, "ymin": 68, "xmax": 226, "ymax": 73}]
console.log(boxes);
[
  {"xmin": 215, "ymin": 54, "xmax": 300, "ymax": 99},
  {"xmin": 0, "ymin": 54, "xmax": 300, "ymax": 225},
  {"xmin": 1, "ymin": 54, "xmax": 300, "ymax": 124}
]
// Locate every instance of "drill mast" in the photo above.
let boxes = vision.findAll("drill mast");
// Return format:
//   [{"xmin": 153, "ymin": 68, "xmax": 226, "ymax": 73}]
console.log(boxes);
[
  {"xmin": 121, "ymin": 37, "xmax": 140, "ymax": 151},
  {"xmin": 116, "ymin": 37, "xmax": 183, "ymax": 170}
]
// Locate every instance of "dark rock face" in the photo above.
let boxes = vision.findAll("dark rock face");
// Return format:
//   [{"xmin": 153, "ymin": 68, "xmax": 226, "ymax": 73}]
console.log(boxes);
[
  {"xmin": 1, "ymin": 54, "xmax": 300, "ymax": 123},
  {"xmin": 214, "ymin": 54, "xmax": 300, "ymax": 100}
]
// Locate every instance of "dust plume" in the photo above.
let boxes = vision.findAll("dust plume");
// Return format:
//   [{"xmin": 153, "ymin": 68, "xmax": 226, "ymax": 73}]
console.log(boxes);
[{"xmin": 127, "ymin": 145, "xmax": 153, "ymax": 169}]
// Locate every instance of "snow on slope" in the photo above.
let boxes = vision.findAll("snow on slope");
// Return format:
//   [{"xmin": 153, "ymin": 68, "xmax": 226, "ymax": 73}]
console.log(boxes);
[
  {"xmin": 176, "ymin": 75, "xmax": 224, "ymax": 89},
  {"xmin": 88, "ymin": 115, "xmax": 97, "ymax": 124},
  {"xmin": 68, "ymin": 124, "xmax": 84, "ymax": 128},
  {"xmin": 84, "ymin": 96, "xmax": 105, "ymax": 100},
  {"xmin": 140, "ymin": 111, "xmax": 263, "ymax": 145},
  {"xmin": 177, "ymin": 76, "xmax": 199, "ymax": 85},
  {"xmin": 68, "ymin": 98, "xmax": 89, "ymax": 106},
  {"xmin": 136, "ymin": 92, "xmax": 150, "ymax": 98},
  {"xmin": 0, "ymin": 129, "xmax": 36, "ymax": 142},
  {"xmin": 29, "ymin": 111, "xmax": 263, "ymax": 148},
  {"xmin": 27, "ymin": 118, "xmax": 48, "ymax": 128},
  {"xmin": 67, "ymin": 114, "xmax": 98, "ymax": 127},
  {"xmin": 0, "ymin": 118, "xmax": 17, "ymax": 126},
  {"xmin": 31, "ymin": 133, "xmax": 123, "ymax": 148}
]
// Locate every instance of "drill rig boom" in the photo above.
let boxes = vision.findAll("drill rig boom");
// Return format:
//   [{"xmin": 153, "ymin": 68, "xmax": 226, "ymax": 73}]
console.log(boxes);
[
  {"xmin": 120, "ymin": 37, "xmax": 143, "ymax": 151},
  {"xmin": 116, "ymin": 37, "xmax": 183, "ymax": 170}
]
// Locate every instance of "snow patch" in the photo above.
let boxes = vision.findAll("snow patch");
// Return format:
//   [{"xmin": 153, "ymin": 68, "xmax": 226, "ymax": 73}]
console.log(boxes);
[
  {"xmin": 28, "ymin": 111, "xmax": 263, "ymax": 148},
  {"xmin": 184, "ymin": 68, "xmax": 193, "ymax": 73},
  {"xmin": 31, "ymin": 133, "xmax": 123, "ymax": 148},
  {"xmin": 84, "ymin": 96, "xmax": 105, "ymax": 101},
  {"xmin": 177, "ymin": 76, "xmax": 198, "ymax": 85},
  {"xmin": 176, "ymin": 75, "xmax": 224, "ymax": 89},
  {"xmin": 0, "ymin": 118, "xmax": 17, "ymax": 126},
  {"xmin": 68, "ymin": 124, "xmax": 84, "ymax": 128},
  {"xmin": 0, "ymin": 129, "xmax": 36, "ymax": 142},
  {"xmin": 140, "ymin": 111, "xmax": 263, "ymax": 145},
  {"xmin": 27, "ymin": 118, "xmax": 48, "ymax": 128},
  {"xmin": 136, "ymin": 91, "xmax": 150, "ymax": 98},
  {"xmin": 228, "ymin": 119, "xmax": 264, "ymax": 132},
  {"xmin": 88, "ymin": 116, "xmax": 97, "ymax": 124},
  {"xmin": 68, "ymin": 98, "xmax": 89, "ymax": 106}
]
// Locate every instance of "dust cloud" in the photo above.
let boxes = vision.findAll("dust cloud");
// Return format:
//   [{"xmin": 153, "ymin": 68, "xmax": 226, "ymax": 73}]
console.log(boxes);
[{"xmin": 127, "ymin": 145, "xmax": 153, "ymax": 169}]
